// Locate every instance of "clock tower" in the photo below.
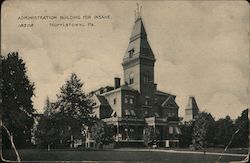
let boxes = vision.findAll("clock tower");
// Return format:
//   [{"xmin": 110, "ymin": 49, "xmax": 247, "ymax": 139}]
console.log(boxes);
[{"xmin": 122, "ymin": 12, "xmax": 156, "ymax": 107}]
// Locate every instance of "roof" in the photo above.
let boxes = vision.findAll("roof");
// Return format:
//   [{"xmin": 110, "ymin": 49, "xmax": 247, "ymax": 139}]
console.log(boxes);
[
  {"xmin": 161, "ymin": 96, "xmax": 171, "ymax": 107},
  {"xmin": 186, "ymin": 96, "xmax": 199, "ymax": 111},
  {"xmin": 90, "ymin": 86, "xmax": 114, "ymax": 95},
  {"xmin": 96, "ymin": 95, "xmax": 109, "ymax": 106},
  {"xmin": 155, "ymin": 90, "xmax": 176, "ymax": 98},
  {"xmin": 130, "ymin": 18, "xmax": 147, "ymax": 41},
  {"xmin": 161, "ymin": 96, "xmax": 179, "ymax": 109},
  {"xmin": 123, "ymin": 18, "xmax": 155, "ymax": 63}
]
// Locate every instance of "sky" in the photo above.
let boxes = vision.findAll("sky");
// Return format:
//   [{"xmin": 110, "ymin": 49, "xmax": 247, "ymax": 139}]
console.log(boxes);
[{"xmin": 2, "ymin": 0, "xmax": 249, "ymax": 119}]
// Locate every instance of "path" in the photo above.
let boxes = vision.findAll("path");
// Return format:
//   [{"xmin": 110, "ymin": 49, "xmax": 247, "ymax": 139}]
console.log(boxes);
[{"xmin": 114, "ymin": 148, "xmax": 248, "ymax": 157}]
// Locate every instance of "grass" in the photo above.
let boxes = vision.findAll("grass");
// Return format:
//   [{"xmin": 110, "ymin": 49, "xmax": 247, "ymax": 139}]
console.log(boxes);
[{"xmin": 2, "ymin": 148, "xmax": 247, "ymax": 163}]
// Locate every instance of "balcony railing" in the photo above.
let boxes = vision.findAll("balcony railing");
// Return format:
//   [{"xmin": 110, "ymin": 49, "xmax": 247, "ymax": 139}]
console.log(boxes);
[
  {"xmin": 102, "ymin": 116, "xmax": 180, "ymax": 124},
  {"xmin": 102, "ymin": 117, "xmax": 145, "ymax": 123}
]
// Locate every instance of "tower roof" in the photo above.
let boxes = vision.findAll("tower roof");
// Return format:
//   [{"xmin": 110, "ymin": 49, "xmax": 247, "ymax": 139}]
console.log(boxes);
[
  {"xmin": 123, "ymin": 17, "xmax": 155, "ymax": 64},
  {"xmin": 186, "ymin": 96, "xmax": 199, "ymax": 111},
  {"xmin": 130, "ymin": 18, "xmax": 147, "ymax": 41}
]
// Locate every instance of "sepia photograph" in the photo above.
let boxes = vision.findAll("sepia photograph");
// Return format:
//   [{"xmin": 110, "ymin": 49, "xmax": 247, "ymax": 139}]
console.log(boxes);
[{"xmin": 1, "ymin": 0, "xmax": 249, "ymax": 162}]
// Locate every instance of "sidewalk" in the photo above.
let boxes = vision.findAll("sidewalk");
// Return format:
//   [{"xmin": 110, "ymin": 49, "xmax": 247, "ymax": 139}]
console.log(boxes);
[{"xmin": 114, "ymin": 148, "xmax": 248, "ymax": 157}]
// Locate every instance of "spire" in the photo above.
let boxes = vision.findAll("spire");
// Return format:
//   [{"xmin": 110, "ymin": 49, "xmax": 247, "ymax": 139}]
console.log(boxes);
[
  {"xmin": 186, "ymin": 96, "xmax": 199, "ymax": 111},
  {"xmin": 130, "ymin": 17, "xmax": 147, "ymax": 42},
  {"xmin": 122, "ymin": 4, "xmax": 155, "ymax": 64},
  {"xmin": 184, "ymin": 96, "xmax": 200, "ymax": 121}
]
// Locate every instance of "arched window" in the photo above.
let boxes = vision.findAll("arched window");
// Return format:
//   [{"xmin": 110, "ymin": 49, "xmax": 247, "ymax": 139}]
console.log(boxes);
[{"xmin": 129, "ymin": 72, "xmax": 134, "ymax": 84}]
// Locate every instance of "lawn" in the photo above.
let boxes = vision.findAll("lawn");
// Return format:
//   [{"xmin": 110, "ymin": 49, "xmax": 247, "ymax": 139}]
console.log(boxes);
[{"xmin": 2, "ymin": 148, "xmax": 247, "ymax": 163}]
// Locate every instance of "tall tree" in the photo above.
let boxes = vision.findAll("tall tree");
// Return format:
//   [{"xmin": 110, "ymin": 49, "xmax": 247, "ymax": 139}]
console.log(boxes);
[
  {"xmin": 232, "ymin": 109, "xmax": 249, "ymax": 147},
  {"xmin": 55, "ymin": 73, "xmax": 93, "ymax": 124},
  {"xmin": 214, "ymin": 116, "xmax": 234, "ymax": 147},
  {"xmin": 35, "ymin": 98, "xmax": 59, "ymax": 149},
  {"xmin": 2, "ymin": 52, "xmax": 35, "ymax": 149},
  {"xmin": 53, "ymin": 73, "xmax": 93, "ymax": 147},
  {"xmin": 192, "ymin": 112, "xmax": 215, "ymax": 149}
]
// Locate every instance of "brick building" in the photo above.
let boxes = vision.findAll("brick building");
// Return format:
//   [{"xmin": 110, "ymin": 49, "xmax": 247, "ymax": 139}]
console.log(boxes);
[{"xmin": 88, "ymin": 14, "xmax": 181, "ymax": 148}]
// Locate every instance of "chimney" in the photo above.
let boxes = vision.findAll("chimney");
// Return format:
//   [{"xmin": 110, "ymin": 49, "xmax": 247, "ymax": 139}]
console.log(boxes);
[{"xmin": 114, "ymin": 77, "xmax": 121, "ymax": 89}]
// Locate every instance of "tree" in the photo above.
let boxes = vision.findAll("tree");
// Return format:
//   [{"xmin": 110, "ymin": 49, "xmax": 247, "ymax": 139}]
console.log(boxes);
[
  {"xmin": 232, "ymin": 109, "xmax": 249, "ymax": 148},
  {"xmin": 43, "ymin": 97, "xmax": 54, "ymax": 117},
  {"xmin": 214, "ymin": 116, "xmax": 234, "ymax": 147},
  {"xmin": 143, "ymin": 126, "xmax": 158, "ymax": 147},
  {"xmin": 90, "ymin": 120, "xmax": 115, "ymax": 149},
  {"xmin": 179, "ymin": 121, "xmax": 193, "ymax": 148},
  {"xmin": 35, "ymin": 114, "xmax": 61, "ymax": 149},
  {"xmin": 35, "ymin": 98, "xmax": 59, "ymax": 149},
  {"xmin": 55, "ymin": 73, "xmax": 93, "ymax": 124},
  {"xmin": 51, "ymin": 73, "xmax": 93, "ymax": 148},
  {"xmin": 2, "ymin": 52, "xmax": 35, "ymax": 149},
  {"xmin": 192, "ymin": 112, "xmax": 215, "ymax": 149}
]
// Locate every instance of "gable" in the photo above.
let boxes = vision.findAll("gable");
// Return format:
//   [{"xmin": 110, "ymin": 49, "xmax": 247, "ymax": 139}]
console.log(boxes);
[{"xmin": 161, "ymin": 96, "xmax": 179, "ymax": 109}]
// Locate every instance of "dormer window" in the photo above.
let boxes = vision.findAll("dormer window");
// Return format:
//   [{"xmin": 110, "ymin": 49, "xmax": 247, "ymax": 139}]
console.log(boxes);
[{"xmin": 128, "ymin": 48, "xmax": 135, "ymax": 58}]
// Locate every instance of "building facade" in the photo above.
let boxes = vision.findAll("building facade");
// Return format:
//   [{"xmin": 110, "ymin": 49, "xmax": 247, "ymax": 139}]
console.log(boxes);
[{"xmin": 88, "ymin": 15, "xmax": 181, "ymax": 148}]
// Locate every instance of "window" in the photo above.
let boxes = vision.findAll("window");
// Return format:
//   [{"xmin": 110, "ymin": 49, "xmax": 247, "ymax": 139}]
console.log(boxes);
[
  {"xmin": 128, "ymin": 48, "xmax": 135, "ymax": 58},
  {"xmin": 168, "ymin": 111, "xmax": 176, "ymax": 117},
  {"xmin": 169, "ymin": 126, "xmax": 173, "ymax": 134},
  {"xmin": 125, "ymin": 109, "xmax": 130, "ymax": 116},
  {"xmin": 145, "ymin": 99, "xmax": 149, "ymax": 106},
  {"xmin": 143, "ymin": 71, "xmax": 150, "ymax": 83},
  {"xmin": 124, "ymin": 97, "xmax": 128, "ymax": 103},
  {"xmin": 130, "ymin": 98, "xmax": 134, "ymax": 104},
  {"xmin": 113, "ymin": 98, "xmax": 116, "ymax": 104},
  {"xmin": 175, "ymin": 127, "xmax": 181, "ymax": 135},
  {"xmin": 131, "ymin": 110, "xmax": 136, "ymax": 116},
  {"xmin": 154, "ymin": 98, "xmax": 158, "ymax": 104},
  {"xmin": 144, "ymin": 76, "xmax": 149, "ymax": 83},
  {"xmin": 129, "ymin": 72, "xmax": 134, "ymax": 84}
]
